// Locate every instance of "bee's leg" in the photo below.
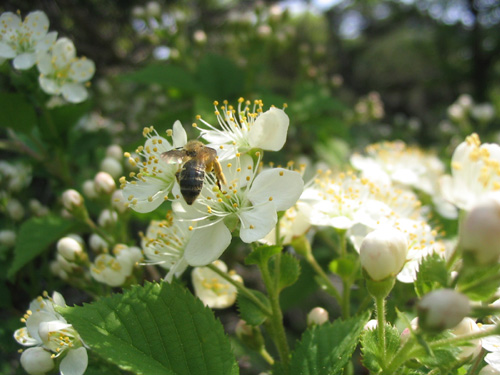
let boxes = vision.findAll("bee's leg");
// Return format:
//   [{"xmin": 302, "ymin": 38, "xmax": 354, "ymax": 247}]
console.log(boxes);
[{"xmin": 213, "ymin": 159, "xmax": 227, "ymax": 186}]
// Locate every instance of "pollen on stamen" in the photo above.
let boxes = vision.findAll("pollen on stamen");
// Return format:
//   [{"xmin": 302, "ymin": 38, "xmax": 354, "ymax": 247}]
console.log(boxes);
[
  {"xmin": 188, "ymin": 226, "xmax": 194, "ymax": 231},
  {"xmin": 279, "ymin": 171, "xmax": 284, "ymax": 176},
  {"xmin": 250, "ymin": 225, "xmax": 255, "ymax": 229},
  {"xmin": 166, "ymin": 129, "xmax": 173, "ymax": 136},
  {"xmin": 269, "ymin": 197, "xmax": 273, "ymax": 201},
  {"xmin": 192, "ymin": 123, "xmax": 197, "ymax": 128}
]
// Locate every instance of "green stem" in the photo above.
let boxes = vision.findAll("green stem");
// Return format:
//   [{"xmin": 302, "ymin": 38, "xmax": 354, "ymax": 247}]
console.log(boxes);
[
  {"xmin": 259, "ymin": 347, "xmax": 275, "ymax": 366},
  {"xmin": 84, "ymin": 216, "xmax": 115, "ymax": 246},
  {"xmin": 342, "ymin": 279, "xmax": 351, "ymax": 318},
  {"xmin": 429, "ymin": 325, "xmax": 499, "ymax": 349},
  {"xmin": 380, "ymin": 335, "xmax": 415, "ymax": 375},
  {"xmin": 207, "ymin": 264, "xmax": 272, "ymax": 317},
  {"xmin": 375, "ymin": 295, "xmax": 387, "ymax": 366},
  {"xmin": 305, "ymin": 250, "xmax": 342, "ymax": 303},
  {"xmin": 260, "ymin": 256, "xmax": 290, "ymax": 374}
]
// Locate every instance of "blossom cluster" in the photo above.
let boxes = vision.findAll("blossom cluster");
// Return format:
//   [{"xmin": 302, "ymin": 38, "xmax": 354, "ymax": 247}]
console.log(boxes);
[{"xmin": 0, "ymin": 10, "xmax": 95, "ymax": 103}]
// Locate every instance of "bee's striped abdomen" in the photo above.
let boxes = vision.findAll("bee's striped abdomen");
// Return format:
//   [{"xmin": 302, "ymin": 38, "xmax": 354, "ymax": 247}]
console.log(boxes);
[{"xmin": 178, "ymin": 159, "xmax": 205, "ymax": 205}]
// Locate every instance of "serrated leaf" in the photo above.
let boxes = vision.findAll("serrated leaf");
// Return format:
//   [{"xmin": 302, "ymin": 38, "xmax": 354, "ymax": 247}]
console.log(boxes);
[
  {"xmin": 8, "ymin": 215, "xmax": 76, "ymax": 279},
  {"xmin": 245, "ymin": 245, "xmax": 282, "ymax": 266},
  {"xmin": 59, "ymin": 282, "xmax": 238, "ymax": 375},
  {"xmin": 457, "ymin": 260, "xmax": 500, "ymax": 301},
  {"xmin": 121, "ymin": 64, "xmax": 197, "ymax": 93},
  {"xmin": 0, "ymin": 92, "xmax": 37, "ymax": 133},
  {"xmin": 290, "ymin": 311, "xmax": 370, "ymax": 375},
  {"xmin": 269, "ymin": 253, "xmax": 301, "ymax": 291},
  {"xmin": 237, "ymin": 290, "xmax": 270, "ymax": 326},
  {"xmin": 361, "ymin": 323, "xmax": 401, "ymax": 373},
  {"xmin": 414, "ymin": 253, "xmax": 448, "ymax": 298}
]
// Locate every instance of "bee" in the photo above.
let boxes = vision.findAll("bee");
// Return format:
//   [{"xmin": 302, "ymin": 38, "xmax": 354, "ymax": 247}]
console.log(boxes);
[{"xmin": 161, "ymin": 140, "xmax": 227, "ymax": 205}]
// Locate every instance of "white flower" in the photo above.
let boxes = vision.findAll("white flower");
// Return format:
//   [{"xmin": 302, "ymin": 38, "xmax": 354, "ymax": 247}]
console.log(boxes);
[
  {"xmin": 36, "ymin": 37, "xmax": 95, "ymax": 103},
  {"xmin": 479, "ymin": 365, "xmax": 500, "ymax": 375},
  {"xmin": 121, "ymin": 122, "xmax": 187, "ymax": 213},
  {"xmin": 482, "ymin": 332, "xmax": 500, "ymax": 372},
  {"xmin": 141, "ymin": 213, "xmax": 190, "ymax": 282},
  {"xmin": 173, "ymin": 154, "xmax": 304, "ymax": 266},
  {"xmin": 441, "ymin": 133, "xmax": 500, "ymax": 211},
  {"xmin": 260, "ymin": 201, "xmax": 312, "ymax": 245},
  {"xmin": 359, "ymin": 226, "xmax": 408, "ymax": 281},
  {"xmin": 451, "ymin": 317, "xmax": 482, "ymax": 360},
  {"xmin": 14, "ymin": 292, "xmax": 88, "ymax": 375},
  {"xmin": 0, "ymin": 11, "xmax": 57, "ymax": 70},
  {"xmin": 20, "ymin": 346, "xmax": 54, "ymax": 375},
  {"xmin": 90, "ymin": 244, "xmax": 142, "ymax": 287},
  {"xmin": 192, "ymin": 260, "xmax": 242, "ymax": 309},
  {"xmin": 195, "ymin": 98, "xmax": 289, "ymax": 160},
  {"xmin": 56, "ymin": 236, "xmax": 84, "ymax": 262}
]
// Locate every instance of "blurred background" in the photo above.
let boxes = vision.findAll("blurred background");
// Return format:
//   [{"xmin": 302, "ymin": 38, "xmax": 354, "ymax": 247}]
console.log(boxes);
[{"xmin": 5, "ymin": 0, "xmax": 500, "ymax": 161}]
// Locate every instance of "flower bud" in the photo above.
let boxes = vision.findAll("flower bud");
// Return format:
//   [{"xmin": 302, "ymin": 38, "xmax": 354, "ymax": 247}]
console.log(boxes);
[
  {"xmin": 100, "ymin": 157, "xmax": 123, "ymax": 179},
  {"xmin": 94, "ymin": 171, "xmax": 116, "ymax": 195},
  {"xmin": 20, "ymin": 347, "xmax": 54, "ymax": 375},
  {"xmin": 364, "ymin": 319, "xmax": 378, "ymax": 331},
  {"xmin": 62, "ymin": 189, "xmax": 84, "ymax": 211},
  {"xmin": 98, "ymin": 209, "xmax": 117, "ymax": 227},
  {"xmin": 0, "ymin": 229, "xmax": 16, "ymax": 247},
  {"xmin": 360, "ymin": 227, "xmax": 408, "ymax": 281},
  {"xmin": 82, "ymin": 180, "xmax": 97, "ymax": 199},
  {"xmin": 106, "ymin": 144, "xmax": 123, "ymax": 161},
  {"xmin": 57, "ymin": 237, "xmax": 84, "ymax": 262},
  {"xmin": 307, "ymin": 307, "xmax": 329, "ymax": 326},
  {"xmin": 460, "ymin": 193, "xmax": 500, "ymax": 264},
  {"xmin": 111, "ymin": 190, "xmax": 128, "ymax": 213},
  {"xmin": 7, "ymin": 198, "xmax": 24, "ymax": 221},
  {"xmin": 89, "ymin": 233, "xmax": 108, "ymax": 253},
  {"xmin": 417, "ymin": 289, "xmax": 471, "ymax": 332}
]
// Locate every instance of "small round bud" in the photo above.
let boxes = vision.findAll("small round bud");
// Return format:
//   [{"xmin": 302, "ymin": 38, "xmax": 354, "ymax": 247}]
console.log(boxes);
[
  {"xmin": 106, "ymin": 145, "xmax": 123, "ymax": 161},
  {"xmin": 307, "ymin": 307, "xmax": 329, "ymax": 326},
  {"xmin": 417, "ymin": 289, "xmax": 471, "ymax": 333},
  {"xmin": 100, "ymin": 157, "xmax": 123, "ymax": 179},
  {"xmin": 146, "ymin": 1, "xmax": 161, "ymax": 17},
  {"xmin": 57, "ymin": 237, "xmax": 84, "ymax": 262},
  {"xmin": 0, "ymin": 229, "xmax": 16, "ymax": 247},
  {"xmin": 62, "ymin": 189, "xmax": 84, "ymax": 210},
  {"xmin": 89, "ymin": 234, "xmax": 108, "ymax": 253},
  {"xmin": 7, "ymin": 199, "xmax": 24, "ymax": 221},
  {"xmin": 94, "ymin": 172, "xmax": 116, "ymax": 194},
  {"xmin": 20, "ymin": 347, "xmax": 54, "ymax": 375},
  {"xmin": 460, "ymin": 193, "xmax": 500, "ymax": 264},
  {"xmin": 360, "ymin": 227, "xmax": 408, "ymax": 281},
  {"xmin": 364, "ymin": 319, "xmax": 378, "ymax": 331},
  {"xmin": 29, "ymin": 199, "xmax": 49, "ymax": 216},
  {"xmin": 193, "ymin": 30, "xmax": 207, "ymax": 44},
  {"xmin": 98, "ymin": 209, "xmax": 118, "ymax": 227},
  {"xmin": 82, "ymin": 180, "xmax": 97, "ymax": 199}
]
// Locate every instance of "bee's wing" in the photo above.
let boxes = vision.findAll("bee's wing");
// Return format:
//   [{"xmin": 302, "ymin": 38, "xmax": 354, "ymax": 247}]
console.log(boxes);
[{"xmin": 161, "ymin": 149, "xmax": 186, "ymax": 164}]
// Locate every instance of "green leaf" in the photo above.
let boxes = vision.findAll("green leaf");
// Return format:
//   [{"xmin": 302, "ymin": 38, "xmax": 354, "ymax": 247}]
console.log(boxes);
[
  {"xmin": 237, "ymin": 289, "xmax": 270, "ymax": 326},
  {"xmin": 121, "ymin": 64, "xmax": 197, "ymax": 93},
  {"xmin": 245, "ymin": 245, "xmax": 282, "ymax": 266},
  {"xmin": 290, "ymin": 311, "xmax": 370, "ymax": 375},
  {"xmin": 414, "ymin": 253, "xmax": 449, "ymax": 298},
  {"xmin": 8, "ymin": 215, "xmax": 76, "ymax": 279},
  {"xmin": 361, "ymin": 324, "xmax": 401, "ymax": 373},
  {"xmin": 59, "ymin": 282, "xmax": 238, "ymax": 375},
  {"xmin": 0, "ymin": 92, "xmax": 36, "ymax": 133},
  {"xmin": 456, "ymin": 258, "xmax": 500, "ymax": 301},
  {"xmin": 196, "ymin": 54, "xmax": 244, "ymax": 99},
  {"xmin": 269, "ymin": 252, "xmax": 301, "ymax": 291}
]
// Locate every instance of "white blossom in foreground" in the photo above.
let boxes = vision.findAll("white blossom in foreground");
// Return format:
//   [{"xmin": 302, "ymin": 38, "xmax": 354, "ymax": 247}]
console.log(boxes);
[
  {"xmin": 141, "ymin": 213, "xmax": 190, "ymax": 282},
  {"xmin": 192, "ymin": 260, "xmax": 242, "ymax": 309},
  {"xmin": 173, "ymin": 154, "xmax": 304, "ymax": 266},
  {"xmin": 441, "ymin": 133, "xmax": 500, "ymax": 211},
  {"xmin": 90, "ymin": 244, "xmax": 142, "ymax": 287},
  {"xmin": 121, "ymin": 122, "xmax": 187, "ymax": 213},
  {"xmin": 0, "ymin": 11, "xmax": 57, "ymax": 70},
  {"xmin": 13, "ymin": 292, "xmax": 88, "ymax": 375},
  {"xmin": 359, "ymin": 226, "xmax": 408, "ymax": 281},
  {"xmin": 36, "ymin": 37, "xmax": 95, "ymax": 103},
  {"xmin": 194, "ymin": 98, "xmax": 290, "ymax": 160}
]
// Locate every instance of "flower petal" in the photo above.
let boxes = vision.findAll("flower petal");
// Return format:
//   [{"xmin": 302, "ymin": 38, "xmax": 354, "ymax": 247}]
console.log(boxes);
[
  {"xmin": 239, "ymin": 201, "xmax": 277, "ymax": 243},
  {"xmin": 36, "ymin": 31, "xmax": 57, "ymax": 52},
  {"xmin": 69, "ymin": 58, "xmax": 95, "ymax": 82},
  {"xmin": 0, "ymin": 12, "xmax": 22, "ymax": 32},
  {"xmin": 0, "ymin": 42, "xmax": 16, "ymax": 59},
  {"xmin": 185, "ymin": 221, "xmax": 232, "ymax": 266},
  {"xmin": 23, "ymin": 11, "xmax": 49, "ymax": 39},
  {"xmin": 247, "ymin": 168, "xmax": 304, "ymax": 211},
  {"xmin": 248, "ymin": 107, "xmax": 289, "ymax": 151},
  {"xmin": 123, "ymin": 175, "xmax": 174, "ymax": 213},
  {"xmin": 13, "ymin": 52, "xmax": 36, "ymax": 70},
  {"xmin": 62, "ymin": 83, "xmax": 88, "ymax": 103},
  {"xmin": 172, "ymin": 120, "xmax": 188, "ymax": 148},
  {"xmin": 38, "ymin": 76, "xmax": 60, "ymax": 94},
  {"xmin": 60, "ymin": 347, "xmax": 88, "ymax": 375},
  {"xmin": 52, "ymin": 38, "xmax": 76, "ymax": 69}
]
